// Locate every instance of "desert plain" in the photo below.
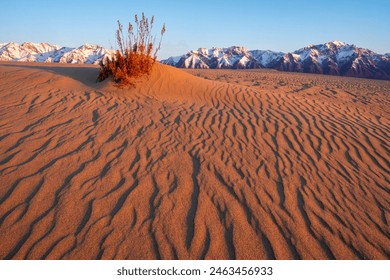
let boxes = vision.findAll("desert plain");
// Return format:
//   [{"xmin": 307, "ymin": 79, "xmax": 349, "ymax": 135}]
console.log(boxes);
[{"xmin": 0, "ymin": 62, "xmax": 389, "ymax": 259}]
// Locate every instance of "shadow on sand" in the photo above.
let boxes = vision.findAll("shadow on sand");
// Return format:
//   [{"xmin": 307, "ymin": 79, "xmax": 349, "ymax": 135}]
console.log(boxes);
[{"xmin": 0, "ymin": 62, "xmax": 102, "ymax": 87}]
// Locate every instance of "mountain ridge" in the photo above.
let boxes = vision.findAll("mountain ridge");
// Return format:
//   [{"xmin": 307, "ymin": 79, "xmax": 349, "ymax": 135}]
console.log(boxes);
[
  {"xmin": 161, "ymin": 41, "xmax": 390, "ymax": 80},
  {"xmin": 0, "ymin": 42, "xmax": 113, "ymax": 64}
]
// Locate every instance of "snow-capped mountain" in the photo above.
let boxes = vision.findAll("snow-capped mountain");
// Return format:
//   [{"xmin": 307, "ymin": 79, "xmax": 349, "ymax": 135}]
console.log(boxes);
[
  {"xmin": 161, "ymin": 41, "xmax": 390, "ymax": 80},
  {"xmin": 2, "ymin": 41, "xmax": 389, "ymax": 80},
  {"xmin": 165, "ymin": 46, "xmax": 261, "ymax": 69},
  {"xmin": 0, "ymin": 42, "xmax": 113, "ymax": 64}
]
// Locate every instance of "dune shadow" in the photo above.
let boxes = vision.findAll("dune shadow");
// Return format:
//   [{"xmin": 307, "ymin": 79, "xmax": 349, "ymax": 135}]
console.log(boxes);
[{"xmin": 0, "ymin": 62, "xmax": 102, "ymax": 87}]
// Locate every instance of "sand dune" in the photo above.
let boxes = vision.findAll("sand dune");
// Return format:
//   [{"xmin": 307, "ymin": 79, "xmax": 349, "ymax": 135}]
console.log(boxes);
[{"xmin": 0, "ymin": 62, "xmax": 389, "ymax": 259}]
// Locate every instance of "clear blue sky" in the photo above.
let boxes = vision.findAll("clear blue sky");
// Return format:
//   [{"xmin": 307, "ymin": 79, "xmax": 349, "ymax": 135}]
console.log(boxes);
[{"xmin": 1, "ymin": 0, "xmax": 389, "ymax": 58}]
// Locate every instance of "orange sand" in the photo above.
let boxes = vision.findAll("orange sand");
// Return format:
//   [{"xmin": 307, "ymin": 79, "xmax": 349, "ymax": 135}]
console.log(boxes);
[{"xmin": 0, "ymin": 62, "xmax": 389, "ymax": 259}]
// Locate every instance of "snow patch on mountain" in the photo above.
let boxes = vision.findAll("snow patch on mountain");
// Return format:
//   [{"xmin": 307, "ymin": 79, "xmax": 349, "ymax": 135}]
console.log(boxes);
[{"xmin": 249, "ymin": 50, "xmax": 283, "ymax": 67}]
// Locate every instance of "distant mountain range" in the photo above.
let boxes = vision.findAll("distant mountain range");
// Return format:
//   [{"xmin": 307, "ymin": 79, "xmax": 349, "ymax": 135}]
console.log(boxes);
[
  {"xmin": 161, "ymin": 41, "xmax": 390, "ymax": 80},
  {"xmin": 0, "ymin": 42, "xmax": 112, "ymax": 64},
  {"xmin": 1, "ymin": 41, "xmax": 390, "ymax": 80}
]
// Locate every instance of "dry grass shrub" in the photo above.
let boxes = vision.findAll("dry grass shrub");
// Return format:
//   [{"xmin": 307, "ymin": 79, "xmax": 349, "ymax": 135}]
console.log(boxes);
[{"xmin": 98, "ymin": 13, "xmax": 166, "ymax": 87}]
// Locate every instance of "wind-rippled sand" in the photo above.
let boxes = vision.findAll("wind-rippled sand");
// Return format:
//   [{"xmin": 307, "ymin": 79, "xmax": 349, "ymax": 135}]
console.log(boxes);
[{"xmin": 0, "ymin": 62, "xmax": 389, "ymax": 259}]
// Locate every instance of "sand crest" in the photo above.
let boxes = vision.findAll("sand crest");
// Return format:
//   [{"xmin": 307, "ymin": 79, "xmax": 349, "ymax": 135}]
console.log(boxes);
[{"xmin": 0, "ymin": 62, "xmax": 389, "ymax": 259}]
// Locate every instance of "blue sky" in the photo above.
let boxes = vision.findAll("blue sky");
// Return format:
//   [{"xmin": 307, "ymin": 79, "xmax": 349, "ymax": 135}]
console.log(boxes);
[{"xmin": 1, "ymin": 0, "xmax": 389, "ymax": 58}]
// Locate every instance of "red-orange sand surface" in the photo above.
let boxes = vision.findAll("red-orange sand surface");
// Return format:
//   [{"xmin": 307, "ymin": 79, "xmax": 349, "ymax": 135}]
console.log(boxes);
[{"xmin": 0, "ymin": 62, "xmax": 389, "ymax": 259}]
